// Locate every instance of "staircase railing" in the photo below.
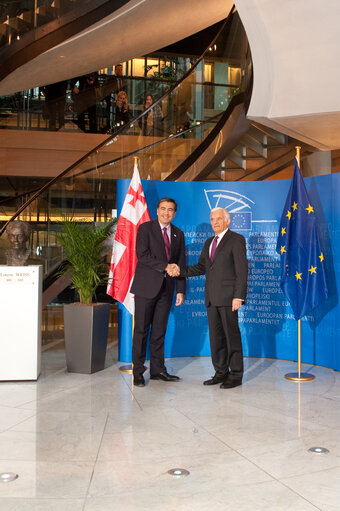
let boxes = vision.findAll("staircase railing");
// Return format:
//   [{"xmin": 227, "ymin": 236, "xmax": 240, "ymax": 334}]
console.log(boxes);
[{"xmin": 0, "ymin": 7, "xmax": 252, "ymax": 286}]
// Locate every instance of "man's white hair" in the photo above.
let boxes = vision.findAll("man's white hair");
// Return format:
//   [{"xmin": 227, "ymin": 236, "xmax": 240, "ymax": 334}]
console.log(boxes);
[{"xmin": 210, "ymin": 207, "xmax": 230, "ymax": 221}]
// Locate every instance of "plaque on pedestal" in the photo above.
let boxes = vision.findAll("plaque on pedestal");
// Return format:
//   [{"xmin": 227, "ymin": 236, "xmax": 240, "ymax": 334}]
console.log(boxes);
[{"xmin": 0, "ymin": 266, "xmax": 42, "ymax": 380}]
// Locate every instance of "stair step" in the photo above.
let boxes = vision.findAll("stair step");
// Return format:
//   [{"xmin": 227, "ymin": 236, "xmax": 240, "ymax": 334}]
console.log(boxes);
[
  {"xmin": 242, "ymin": 133, "xmax": 267, "ymax": 157},
  {"xmin": 18, "ymin": 11, "xmax": 34, "ymax": 24},
  {"xmin": 36, "ymin": 5, "xmax": 58, "ymax": 20},
  {"xmin": 0, "ymin": 23, "xmax": 17, "ymax": 39},
  {"xmin": 5, "ymin": 16, "xmax": 32, "ymax": 32},
  {"xmin": 51, "ymin": 0, "xmax": 74, "ymax": 14},
  {"xmin": 252, "ymin": 123, "xmax": 287, "ymax": 144},
  {"xmin": 263, "ymin": 143, "xmax": 287, "ymax": 148}
]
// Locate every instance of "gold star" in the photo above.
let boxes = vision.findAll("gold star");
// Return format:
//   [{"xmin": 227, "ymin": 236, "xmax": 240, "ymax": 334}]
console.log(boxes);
[
  {"xmin": 295, "ymin": 271, "xmax": 302, "ymax": 280},
  {"xmin": 281, "ymin": 227, "xmax": 286, "ymax": 236},
  {"xmin": 292, "ymin": 202, "xmax": 298, "ymax": 211},
  {"xmin": 309, "ymin": 266, "xmax": 317, "ymax": 274},
  {"xmin": 280, "ymin": 245, "xmax": 286, "ymax": 254},
  {"xmin": 286, "ymin": 210, "xmax": 292, "ymax": 220},
  {"xmin": 306, "ymin": 204, "xmax": 314, "ymax": 214},
  {"xmin": 319, "ymin": 252, "xmax": 324, "ymax": 262}
]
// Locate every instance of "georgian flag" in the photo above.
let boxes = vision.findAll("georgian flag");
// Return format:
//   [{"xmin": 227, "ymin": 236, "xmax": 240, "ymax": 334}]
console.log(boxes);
[{"xmin": 107, "ymin": 162, "xmax": 150, "ymax": 314}]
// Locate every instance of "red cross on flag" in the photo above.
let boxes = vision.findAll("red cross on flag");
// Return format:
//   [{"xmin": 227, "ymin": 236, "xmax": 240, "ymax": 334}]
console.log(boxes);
[{"xmin": 107, "ymin": 161, "xmax": 150, "ymax": 314}]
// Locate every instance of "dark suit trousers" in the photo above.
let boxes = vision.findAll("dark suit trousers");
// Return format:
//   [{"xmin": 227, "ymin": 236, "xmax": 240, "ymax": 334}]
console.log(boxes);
[
  {"xmin": 132, "ymin": 278, "xmax": 173, "ymax": 375},
  {"xmin": 207, "ymin": 305, "xmax": 243, "ymax": 379}
]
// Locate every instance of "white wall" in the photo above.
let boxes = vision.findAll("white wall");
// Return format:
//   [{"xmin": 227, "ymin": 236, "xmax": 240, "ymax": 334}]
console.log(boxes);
[{"xmin": 236, "ymin": 0, "xmax": 340, "ymax": 149}]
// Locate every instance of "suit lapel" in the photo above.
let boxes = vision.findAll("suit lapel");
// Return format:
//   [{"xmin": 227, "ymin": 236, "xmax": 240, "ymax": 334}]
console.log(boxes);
[
  {"xmin": 152, "ymin": 220, "xmax": 166, "ymax": 256},
  {"xmin": 152, "ymin": 220, "xmax": 178, "ymax": 260},
  {"xmin": 206, "ymin": 236, "xmax": 214, "ymax": 261},
  {"xmin": 213, "ymin": 229, "xmax": 232, "ymax": 260},
  {"xmin": 170, "ymin": 224, "xmax": 178, "ymax": 258}
]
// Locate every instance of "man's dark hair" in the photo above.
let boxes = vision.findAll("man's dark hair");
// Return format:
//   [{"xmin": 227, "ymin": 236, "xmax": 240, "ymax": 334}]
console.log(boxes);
[{"xmin": 157, "ymin": 198, "xmax": 177, "ymax": 211}]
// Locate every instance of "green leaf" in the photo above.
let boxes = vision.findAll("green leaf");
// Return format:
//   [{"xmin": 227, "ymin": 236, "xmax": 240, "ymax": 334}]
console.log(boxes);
[{"xmin": 56, "ymin": 215, "xmax": 116, "ymax": 304}]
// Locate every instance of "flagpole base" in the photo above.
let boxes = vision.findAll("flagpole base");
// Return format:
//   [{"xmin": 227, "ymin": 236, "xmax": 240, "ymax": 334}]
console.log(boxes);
[
  {"xmin": 285, "ymin": 372, "xmax": 315, "ymax": 381},
  {"xmin": 119, "ymin": 364, "xmax": 133, "ymax": 373}
]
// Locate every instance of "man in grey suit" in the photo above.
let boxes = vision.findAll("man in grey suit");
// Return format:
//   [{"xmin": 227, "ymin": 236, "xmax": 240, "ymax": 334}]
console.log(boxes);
[
  {"xmin": 131, "ymin": 198, "xmax": 186, "ymax": 387},
  {"xmin": 168, "ymin": 207, "xmax": 248, "ymax": 388}
]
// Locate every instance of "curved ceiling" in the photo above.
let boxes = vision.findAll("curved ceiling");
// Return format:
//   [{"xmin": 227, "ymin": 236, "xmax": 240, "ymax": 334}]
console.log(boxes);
[
  {"xmin": 0, "ymin": 0, "xmax": 233, "ymax": 95},
  {"xmin": 236, "ymin": 0, "xmax": 340, "ymax": 150}
]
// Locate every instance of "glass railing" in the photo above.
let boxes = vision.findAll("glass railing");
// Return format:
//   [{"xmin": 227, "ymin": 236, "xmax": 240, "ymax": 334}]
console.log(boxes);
[
  {"xmin": 0, "ymin": 0, "xmax": 119, "ymax": 49},
  {"xmin": 0, "ymin": 115, "xmax": 223, "ymax": 272},
  {"xmin": 0, "ymin": 9, "xmax": 252, "ymax": 285},
  {"xmin": 0, "ymin": 66, "xmax": 238, "ymax": 134}
]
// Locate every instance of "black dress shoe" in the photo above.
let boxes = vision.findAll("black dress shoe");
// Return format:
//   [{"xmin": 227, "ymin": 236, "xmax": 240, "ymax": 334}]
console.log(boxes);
[
  {"xmin": 133, "ymin": 374, "xmax": 145, "ymax": 387},
  {"xmin": 203, "ymin": 375, "xmax": 226, "ymax": 386},
  {"xmin": 150, "ymin": 371, "xmax": 180, "ymax": 382},
  {"xmin": 220, "ymin": 378, "xmax": 242, "ymax": 389}
]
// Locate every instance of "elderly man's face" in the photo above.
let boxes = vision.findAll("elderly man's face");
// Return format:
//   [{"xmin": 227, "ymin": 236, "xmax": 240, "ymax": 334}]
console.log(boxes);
[
  {"xmin": 7, "ymin": 226, "xmax": 28, "ymax": 250},
  {"xmin": 210, "ymin": 209, "xmax": 230, "ymax": 235}
]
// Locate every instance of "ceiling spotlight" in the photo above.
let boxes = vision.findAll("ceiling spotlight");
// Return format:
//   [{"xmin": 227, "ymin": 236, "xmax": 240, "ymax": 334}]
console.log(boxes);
[
  {"xmin": 0, "ymin": 472, "xmax": 18, "ymax": 483},
  {"xmin": 167, "ymin": 468, "xmax": 190, "ymax": 478},
  {"xmin": 308, "ymin": 447, "xmax": 329, "ymax": 455}
]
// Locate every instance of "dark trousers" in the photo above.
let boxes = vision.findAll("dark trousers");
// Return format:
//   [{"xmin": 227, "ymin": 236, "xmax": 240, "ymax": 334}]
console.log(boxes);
[
  {"xmin": 47, "ymin": 100, "xmax": 65, "ymax": 130},
  {"xmin": 132, "ymin": 279, "xmax": 173, "ymax": 376},
  {"xmin": 78, "ymin": 105, "xmax": 97, "ymax": 133},
  {"xmin": 207, "ymin": 305, "xmax": 243, "ymax": 379}
]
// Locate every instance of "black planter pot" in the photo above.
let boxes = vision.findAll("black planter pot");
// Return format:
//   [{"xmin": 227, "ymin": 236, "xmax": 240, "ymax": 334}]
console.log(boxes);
[{"xmin": 64, "ymin": 302, "xmax": 110, "ymax": 374}]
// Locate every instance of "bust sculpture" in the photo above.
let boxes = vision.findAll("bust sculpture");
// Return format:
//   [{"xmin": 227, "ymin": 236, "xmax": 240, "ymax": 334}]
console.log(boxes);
[{"xmin": 5, "ymin": 221, "xmax": 31, "ymax": 266}]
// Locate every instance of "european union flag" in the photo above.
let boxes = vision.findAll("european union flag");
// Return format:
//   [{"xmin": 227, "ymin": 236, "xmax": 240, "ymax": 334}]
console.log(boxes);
[
  {"xmin": 276, "ymin": 160, "xmax": 328, "ymax": 320},
  {"xmin": 230, "ymin": 211, "xmax": 252, "ymax": 230}
]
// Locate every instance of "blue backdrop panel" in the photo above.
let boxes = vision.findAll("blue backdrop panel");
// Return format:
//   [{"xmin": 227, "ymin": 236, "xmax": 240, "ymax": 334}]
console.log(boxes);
[{"xmin": 117, "ymin": 174, "xmax": 339, "ymax": 370}]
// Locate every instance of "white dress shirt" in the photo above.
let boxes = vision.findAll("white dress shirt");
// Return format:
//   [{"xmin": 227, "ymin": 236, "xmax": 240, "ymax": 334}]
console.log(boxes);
[
  {"xmin": 209, "ymin": 227, "xmax": 228, "ymax": 257},
  {"xmin": 159, "ymin": 222, "xmax": 171, "ymax": 245}
]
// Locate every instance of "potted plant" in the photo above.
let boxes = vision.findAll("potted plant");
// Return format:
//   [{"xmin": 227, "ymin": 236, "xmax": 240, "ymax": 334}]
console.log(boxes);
[{"xmin": 56, "ymin": 216, "xmax": 115, "ymax": 374}]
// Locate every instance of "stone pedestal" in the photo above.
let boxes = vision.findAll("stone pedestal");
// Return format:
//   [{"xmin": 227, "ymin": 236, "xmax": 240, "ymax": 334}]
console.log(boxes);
[{"xmin": 0, "ymin": 266, "xmax": 42, "ymax": 380}]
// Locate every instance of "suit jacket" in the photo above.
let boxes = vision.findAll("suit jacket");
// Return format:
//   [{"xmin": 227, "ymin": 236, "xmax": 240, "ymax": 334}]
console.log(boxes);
[
  {"xmin": 131, "ymin": 219, "xmax": 186, "ymax": 299},
  {"xmin": 184, "ymin": 229, "xmax": 248, "ymax": 306}
]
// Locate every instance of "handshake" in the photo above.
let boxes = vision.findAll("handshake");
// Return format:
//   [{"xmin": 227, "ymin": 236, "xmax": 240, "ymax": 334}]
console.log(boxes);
[{"xmin": 166, "ymin": 263, "xmax": 180, "ymax": 277}]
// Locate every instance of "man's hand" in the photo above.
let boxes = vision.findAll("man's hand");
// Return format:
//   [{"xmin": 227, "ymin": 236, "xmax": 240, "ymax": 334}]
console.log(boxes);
[
  {"xmin": 232, "ymin": 299, "xmax": 243, "ymax": 311},
  {"xmin": 166, "ymin": 263, "xmax": 180, "ymax": 277},
  {"xmin": 175, "ymin": 293, "xmax": 184, "ymax": 306}
]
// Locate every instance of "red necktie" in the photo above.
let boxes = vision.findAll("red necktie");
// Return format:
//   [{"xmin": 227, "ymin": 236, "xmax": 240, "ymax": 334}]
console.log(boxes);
[
  {"xmin": 163, "ymin": 227, "xmax": 171, "ymax": 260},
  {"xmin": 210, "ymin": 235, "xmax": 219, "ymax": 261}
]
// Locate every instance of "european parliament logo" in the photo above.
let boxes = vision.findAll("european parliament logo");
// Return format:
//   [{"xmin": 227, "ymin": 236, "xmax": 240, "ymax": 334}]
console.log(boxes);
[{"xmin": 204, "ymin": 189, "xmax": 254, "ymax": 231}]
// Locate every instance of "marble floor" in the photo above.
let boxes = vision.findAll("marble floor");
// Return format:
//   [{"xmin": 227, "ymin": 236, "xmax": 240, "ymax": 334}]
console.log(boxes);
[{"xmin": 0, "ymin": 345, "xmax": 340, "ymax": 511}]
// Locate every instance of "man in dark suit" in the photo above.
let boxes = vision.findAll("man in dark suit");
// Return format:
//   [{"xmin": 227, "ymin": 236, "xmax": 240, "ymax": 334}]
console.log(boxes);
[
  {"xmin": 168, "ymin": 207, "xmax": 248, "ymax": 388},
  {"xmin": 131, "ymin": 198, "xmax": 186, "ymax": 387}
]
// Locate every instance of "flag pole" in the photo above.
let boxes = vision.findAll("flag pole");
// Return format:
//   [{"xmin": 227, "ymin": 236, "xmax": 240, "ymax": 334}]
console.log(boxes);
[
  {"xmin": 285, "ymin": 146, "xmax": 315, "ymax": 382},
  {"xmin": 119, "ymin": 313, "xmax": 134, "ymax": 373}
]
